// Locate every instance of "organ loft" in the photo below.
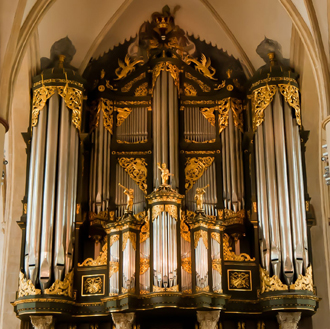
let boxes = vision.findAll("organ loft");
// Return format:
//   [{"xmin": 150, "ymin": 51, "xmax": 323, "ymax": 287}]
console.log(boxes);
[{"xmin": 12, "ymin": 6, "xmax": 319, "ymax": 329}]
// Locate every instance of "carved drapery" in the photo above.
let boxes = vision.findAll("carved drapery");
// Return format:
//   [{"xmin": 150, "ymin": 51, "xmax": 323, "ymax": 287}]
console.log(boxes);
[
  {"xmin": 32, "ymin": 75, "xmax": 83, "ymax": 130},
  {"xmin": 217, "ymin": 98, "xmax": 244, "ymax": 134},
  {"xmin": 118, "ymin": 157, "xmax": 148, "ymax": 194},
  {"xmin": 249, "ymin": 84, "xmax": 301, "ymax": 131},
  {"xmin": 185, "ymin": 157, "xmax": 214, "ymax": 191}
]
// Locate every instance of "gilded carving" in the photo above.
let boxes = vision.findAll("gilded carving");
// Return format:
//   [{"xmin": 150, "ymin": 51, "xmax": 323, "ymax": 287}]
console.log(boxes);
[
  {"xmin": 211, "ymin": 232, "xmax": 221, "ymax": 244},
  {"xmin": 140, "ymin": 216, "xmax": 150, "ymax": 243},
  {"xmin": 200, "ymin": 107, "xmax": 215, "ymax": 126},
  {"xmin": 184, "ymin": 83, "xmax": 197, "ymax": 96},
  {"xmin": 78, "ymin": 243, "xmax": 107, "ymax": 267},
  {"xmin": 180, "ymin": 218, "xmax": 191, "ymax": 243},
  {"xmin": 185, "ymin": 138, "xmax": 216, "ymax": 144},
  {"xmin": 134, "ymin": 82, "xmax": 149, "ymax": 96},
  {"xmin": 118, "ymin": 157, "xmax": 148, "ymax": 194},
  {"xmin": 165, "ymin": 204, "xmax": 177, "ymax": 220},
  {"xmin": 183, "ymin": 53, "xmax": 217, "ymax": 80},
  {"xmin": 109, "ymin": 262, "xmax": 119, "ymax": 278},
  {"xmin": 116, "ymin": 107, "xmax": 132, "ymax": 127},
  {"xmin": 217, "ymin": 98, "xmax": 243, "ymax": 134},
  {"xmin": 212, "ymin": 259, "xmax": 222, "ymax": 275},
  {"xmin": 181, "ymin": 257, "xmax": 192, "ymax": 274},
  {"xmin": 115, "ymin": 54, "xmax": 144, "ymax": 80},
  {"xmin": 259, "ymin": 266, "xmax": 288, "ymax": 293},
  {"xmin": 110, "ymin": 235, "xmax": 120, "ymax": 248},
  {"xmin": 152, "ymin": 62, "xmax": 180, "ymax": 90},
  {"xmin": 122, "ymin": 231, "xmax": 136, "ymax": 251},
  {"xmin": 90, "ymin": 98, "xmax": 113, "ymax": 134},
  {"xmin": 152, "ymin": 204, "xmax": 164, "ymax": 221},
  {"xmin": 278, "ymin": 84, "xmax": 301, "ymax": 125},
  {"xmin": 196, "ymin": 286, "xmax": 209, "ymax": 292},
  {"xmin": 195, "ymin": 185, "xmax": 209, "ymax": 211},
  {"xmin": 84, "ymin": 276, "xmax": 103, "ymax": 294},
  {"xmin": 44, "ymin": 270, "xmax": 74, "ymax": 297},
  {"xmin": 290, "ymin": 266, "xmax": 313, "ymax": 292},
  {"xmin": 18, "ymin": 272, "xmax": 41, "ymax": 297},
  {"xmin": 223, "ymin": 234, "xmax": 255, "ymax": 261},
  {"xmin": 119, "ymin": 183, "xmax": 134, "ymax": 211},
  {"xmin": 153, "ymin": 285, "xmax": 179, "ymax": 292},
  {"xmin": 140, "ymin": 257, "xmax": 150, "ymax": 275},
  {"xmin": 228, "ymin": 271, "xmax": 251, "ymax": 290},
  {"xmin": 121, "ymin": 72, "xmax": 146, "ymax": 92},
  {"xmin": 185, "ymin": 72, "xmax": 211, "ymax": 92},
  {"xmin": 185, "ymin": 157, "xmax": 214, "ymax": 191},
  {"xmin": 194, "ymin": 230, "xmax": 208, "ymax": 249}
]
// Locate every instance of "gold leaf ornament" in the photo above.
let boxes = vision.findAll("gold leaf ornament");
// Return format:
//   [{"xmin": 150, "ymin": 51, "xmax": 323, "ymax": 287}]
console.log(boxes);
[
  {"xmin": 223, "ymin": 234, "xmax": 255, "ymax": 261},
  {"xmin": 84, "ymin": 276, "xmax": 103, "ymax": 294},
  {"xmin": 78, "ymin": 243, "xmax": 107, "ymax": 267},
  {"xmin": 44, "ymin": 270, "xmax": 74, "ymax": 297},
  {"xmin": 259, "ymin": 266, "xmax": 288, "ymax": 293},
  {"xmin": 194, "ymin": 230, "xmax": 208, "ymax": 249},
  {"xmin": 185, "ymin": 157, "xmax": 214, "ymax": 191},
  {"xmin": 118, "ymin": 157, "xmax": 148, "ymax": 194},
  {"xmin": 18, "ymin": 272, "xmax": 41, "ymax": 297}
]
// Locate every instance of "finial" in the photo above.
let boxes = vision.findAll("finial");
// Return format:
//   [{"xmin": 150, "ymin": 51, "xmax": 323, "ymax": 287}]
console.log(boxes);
[
  {"xmin": 268, "ymin": 52, "xmax": 275, "ymax": 65},
  {"xmin": 58, "ymin": 54, "xmax": 66, "ymax": 68}
]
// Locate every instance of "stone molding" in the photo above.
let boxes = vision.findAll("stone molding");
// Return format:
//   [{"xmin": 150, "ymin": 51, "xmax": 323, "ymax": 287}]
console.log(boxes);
[
  {"xmin": 196, "ymin": 310, "xmax": 221, "ymax": 329},
  {"xmin": 111, "ymin": 312, "xmax": 135, "ymax": 329},
  {"xmin": 277, "ymin": 312, "xmax": 301, "ymax": 329},
  {"xmin": 30, "ymin": 316, "xmax": 53, "ymax": 329}
]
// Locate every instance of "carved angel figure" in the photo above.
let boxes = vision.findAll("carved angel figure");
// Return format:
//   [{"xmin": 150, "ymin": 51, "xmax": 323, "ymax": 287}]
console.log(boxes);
[
  {"xmin": 194, "ymin": 185, "xmax": 209, "ymax": 210},
  {"xmin": 157, "ymin": 162, "xmax": 173, "ymax": 185},
  {"xmin": 119, "ymin": 183, "xmax": 134, "ymax": 211}
]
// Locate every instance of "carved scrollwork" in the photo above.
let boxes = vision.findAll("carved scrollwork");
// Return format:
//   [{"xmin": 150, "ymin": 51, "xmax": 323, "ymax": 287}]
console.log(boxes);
[
  {"xmin": 223, "ymin": 234, "xmax": 255, "ymax": 261},
  {"xmin": 109, "ymin": 262, "xmax": 119, "ymax": 278},
  {"xmin": 121, "ymin": 72, "xmax": 146, "ymax": 92},
  {"xmin": 18, "ymin": 272, "xmax": 41, "ymax": 297},
  {"xmin": 278, "ymin": 84, "xmax": 301, "ymax": 125},
  {"xmin": 139, "ymin": 214, "xmax": 150, "ymax": 243},
  {"xmin": 183, "ymin": 53, "xmax": 217, "ymax": 80},
  {"xmin": 110, "ymin": 235, "xmax": 120, "ymax": 248},
  {"xmin": 289, "ymin": 265, "xmax": 313, "ymax": 291},
  {"xmin": 196, "ymin": 286, "xmax": 209, "ymax": 292},
  {"xmin": 180, "ymin": 217, "xmax": 191, "ymax": 243},
  {"xmin": 185, "ymin": 157, "xmax": 214, "ymax": 191},
  {"xmin": 32, "ymin": 85, "xmax": 56, "ymax": 126},
  {"xmin": 122, "ymin": 231, "xmax": 136, "ymax": 251},
  {"xmin": 181, "ymin": 257, "xmax": 192, "ymax": 274},
  {"xmin": 260, "ymin": 266, "xmax": 288, "ymax": 293},
  {"xmin": 194, "ymin": 230, "xmax": 208, "ymax": 249},
  {"xmin": 84, "ymin": 277, "xmax": 103, "ymax": 294},
  {"xmin": 165, "ymin": 204, "xmax": 177, "ymax": 220},
  {"xmin": 152, "ymin": 204, "xmax": 164, "ymax": 221},
  {"xmin": 217, "ymin": 97, "xmax": 243, "ymax": 134},
  {"xmin": 116, "ymin": 107, "xmax": 132, "ymax": 127},
  {"xmin": 212, "ymin": 259, "xmax": 222, "ymax": 276},
  {"xmin": 90, "ymin": 98, "xmax": 114, "ymax": 134},
  {"xmin": 78, "ymin": 243, "xmax": 107, "ymax": 267},
  {"xmin": 152, "ymin": 62, "xmax": 180, "ymax": 90},
  {"xmin": 200, "ymin": 107, "xmax": 215, "ymax": 126},
  {"xmin": 211, "ymin": 232, "xmax": 221, "ymax": 244},
  {"xmin": 184, "ymin": 83, "xmax": 197, "ymax": 96},
  {"xmin": 118, "ymin": 157, "xmax": 148, "ymax": 194},
  {"xmin": 44, "ymin": 270, "xmax": 74, "ymax": 297},
  {"xmin": 134, "ymin": 82, "xmax": 149, "ymax": 96},
  {"xmin": 185, "ymin": 72, "xmax": 211, "ymax": 92},
  {"xmin": 140, "ymin": 257, "xmax": 150, "ymax": 275}
]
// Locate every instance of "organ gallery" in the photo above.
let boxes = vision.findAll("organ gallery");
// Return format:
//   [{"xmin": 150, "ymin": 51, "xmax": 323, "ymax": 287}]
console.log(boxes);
[{"xmin": 12, "ymin": 6, "xmax": 319, "ymax": 329}]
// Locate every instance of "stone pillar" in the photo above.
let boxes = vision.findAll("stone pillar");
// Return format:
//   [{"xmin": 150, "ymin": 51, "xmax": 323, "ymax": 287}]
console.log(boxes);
[
  {"xmin": 196, "ymin": 310, "xmax": 220, "ymax": 329},
  {"xmin": 30, "ymin": 316, "xmax": 53, "ymax": 329},
  {"xmin": 277, "ymin": 312, "xmax": 301, "ymax": 329},
  {"xmin": 111, "ymin": 312, "xmax": 135, "ymax": 329}
]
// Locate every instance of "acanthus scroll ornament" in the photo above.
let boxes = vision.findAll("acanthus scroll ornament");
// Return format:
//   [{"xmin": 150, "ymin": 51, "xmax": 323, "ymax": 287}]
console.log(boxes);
[
  {"xmin": 44, "ymin": 270, "xmax": 74, "ymax": 297},
  {"xmin": 223, "ymin": 234, "xmax": 255, "ymax": 261},
  {"xmin": 78, "ymin": 243, "xmax": 107, "ymax": 267},
  {"xmin": 259, "ymin": 266, "xmax": 288, "ymax": 293},
  {"xmin": 185, "ymin": 157, "xmax": 214, "ymax": 191},
  {"xmin": 217, "ymin": 98, "xmax": 244, "ymax": 134},
  {"xmin": 18, "ymin": 272, "xmax": 41, "ymax": 297},
  {"xmin": 90, "ymin": 98, "xmax": 113, "ymax": 134},
  {"xmin": 289, "ymin": 265, "xmax": 313, "ymax": 292}
]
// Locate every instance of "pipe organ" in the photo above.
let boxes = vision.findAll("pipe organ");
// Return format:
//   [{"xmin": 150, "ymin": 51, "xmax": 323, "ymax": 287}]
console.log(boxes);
[{"xmin": 13, "ymin": 7, "xmax": 318, "ymax": 329}]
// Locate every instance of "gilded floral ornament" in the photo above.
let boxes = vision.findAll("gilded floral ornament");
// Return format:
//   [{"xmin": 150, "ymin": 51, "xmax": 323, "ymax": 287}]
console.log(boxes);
[
  {"xmin": 121, "ymin": 72, "xmax": 146, "ymax": 92},
  {"xmin": 211, "ymin": 232, "xmax": 221, "ymax": 244},
  {"xmin": 84, "ymin": 276, "xmax": 103, "ymax": 294},
  {"xmin": 200, "ymin": 107, "xmax": 215, "ymax": 126},
  {"xmin": 139, "ymin": 214, "xmax": 150, "ymax": 243},
  {"xmin": 180, "ymin": 217, "xmax": 191, "ymax": 243},
  {"xmin": 184, "ymin": 83, "xmax": 197, "ymax": 96},
  {"xmin": 181, "ymin": 257, "xmax": 192, "ymax": 274},
  {"xmin": 223, "ymin": 234, "xmax": 255, "ymax": 261},
  {"xmin": 278, "ymin": 84, "xmax": 301, "ymax": 125},
  {"xmin": 44, "ymin": 270, "xmax": 74, "ymax": 297},
  {"xmin": 109, "ymin": 262, "xmax": 119, "ymax": 278},
  {"xmin": 196, "ymin": 286, "xmax": 209, "ymax": 292},
  {"xmin": 212, "ymin": 259, "xmax": 222, "ymax": 276},
  {"xmin": 32, "ymin": 74, "xmax": 84, "ymax": 130},
  {"xmin": 110, "ymin": 235, "xmax": 120, "ymax": 247},
  {"xmin": 116, "ymin": 107, "xmax": 132, "ymax": 127},
  {"xmin": 152, "ymin": 62, "xmax": 181, "ymax": 90},
  {"xmin": 217, "ymin": 98, "xmax": 244, "ymax": 134},
  {"xmin": 90, "ymin": 98, "xmax": 113, "ymax": 134},
  {"xmin": 153, "ymin": 285, "xmax": 179, "ymax": 292},
  {"xmin": 152, "ymin": 204, "xmax": 164, "ymax": 221},
  {"xmin": 165, "ymin": 204, "xmax": 177, "ymax": 220},
  {"xmin": 260, "ymin": 266, "xmax": 288, "ymax": 293},
  {"xmin": 185, "ymin": 72, "xmax": 211, "ymax": 92},
  {"xmin": 122, "ymin": 231, "xmax": 136, "ymax": 251},
  {"xmin": 134, "ymin": 82, "xmax": 149, "ymax": 96},
  {"xmin": 194, "ymin": 230, "xmax": 208, "ymax": 249},
  {"xmin": 18, "ymin": 272, "xmax": 41, "ymax": 297},
  {"xmin": 115, "ymin": 54, "xmax": 144, "ymax": 80},
  {"xmin": 183, "ymin": 53, "xmax": 217, "ymax": 80},
  {"xmin": 78, "ymin": 243, "xmax": 107, "ymax": 267},
  {"xmin": 185, "ymin": 157, "xmax": 214, "ymax": 191},
  {"xmin": 118, "ymin": 157, "xmax": 148, "ymax": 194},
  {"xmin": 140, "ymin": 257, "xmax": 150, "ymax": 275},
  {"xmin": 289, "ymin": 266, "xmax": 313, "ymax": 291}
]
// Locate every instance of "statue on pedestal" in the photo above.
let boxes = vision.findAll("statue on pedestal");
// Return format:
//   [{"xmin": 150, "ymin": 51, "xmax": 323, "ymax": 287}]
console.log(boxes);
[
  {"xmin": 195, "ymin": 185, "xmax": 209, "ymax": 211},
  {"xmin": 157, "ymin": 162, "xmax": 173, "ymax": 186},
  {"xmin": 119, "ymin": 184, "xmax": 134, "ymax": 211}
]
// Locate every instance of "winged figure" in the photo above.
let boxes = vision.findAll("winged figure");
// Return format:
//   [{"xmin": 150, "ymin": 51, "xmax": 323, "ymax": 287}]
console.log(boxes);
[{"xmin": 114, "ymin": 54, "xmax": 144, "ymax": 80}]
